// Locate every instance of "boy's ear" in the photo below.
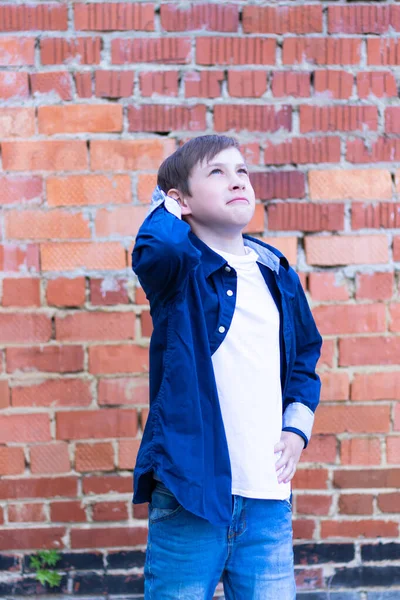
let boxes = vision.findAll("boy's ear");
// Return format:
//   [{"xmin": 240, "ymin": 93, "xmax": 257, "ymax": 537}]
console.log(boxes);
[{"xmin": 167, "ymin": 189, "xmax": 192, "ymax": 216}]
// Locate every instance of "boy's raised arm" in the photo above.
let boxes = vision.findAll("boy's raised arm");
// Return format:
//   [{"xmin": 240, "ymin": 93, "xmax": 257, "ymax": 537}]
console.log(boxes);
[{"xmin": 131, "ymin": 186, "xmax": 200, "ymax": 300}]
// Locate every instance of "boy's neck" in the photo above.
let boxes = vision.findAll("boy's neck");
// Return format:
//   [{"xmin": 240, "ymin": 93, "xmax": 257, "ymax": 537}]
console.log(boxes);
[{"xmin": 190, "ymin": 223, "xmax": 246, "ymax": 256}]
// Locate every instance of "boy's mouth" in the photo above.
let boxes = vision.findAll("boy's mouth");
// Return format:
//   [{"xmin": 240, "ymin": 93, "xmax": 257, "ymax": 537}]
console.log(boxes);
[{"xmin": 227, "ymin": 197, "xmax": 249, "ymax": 204}]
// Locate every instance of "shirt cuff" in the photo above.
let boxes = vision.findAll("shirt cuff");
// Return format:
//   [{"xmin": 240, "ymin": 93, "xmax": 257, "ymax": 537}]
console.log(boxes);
[{"xmin": 282, "ymin": 402, "xmax": 315, "ymax": 445}]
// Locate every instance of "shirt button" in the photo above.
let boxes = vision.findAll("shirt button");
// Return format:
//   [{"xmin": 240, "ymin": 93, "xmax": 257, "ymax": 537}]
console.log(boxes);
[
  {"xmin": 226, "ymin": 290, "xmax": 233, "ymax": 296},
  {"xmin": 218, "ymin": 326, "xmax": 226, "ymax": 334},
  {"xmin": 225, "ymin": 266, "xmax": 231, "ymax": 272}
]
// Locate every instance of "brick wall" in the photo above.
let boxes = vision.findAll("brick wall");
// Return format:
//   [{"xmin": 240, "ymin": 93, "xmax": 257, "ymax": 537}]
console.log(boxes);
[{"xmin": 0, "ymin": 1, "xmax": 400, "ymax": 598}]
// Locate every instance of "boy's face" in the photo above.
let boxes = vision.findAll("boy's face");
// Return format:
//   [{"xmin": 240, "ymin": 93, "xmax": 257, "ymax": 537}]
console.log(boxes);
[{"xmin": 170, "ymin": 147, "xmax": 255, "ymax": 233}]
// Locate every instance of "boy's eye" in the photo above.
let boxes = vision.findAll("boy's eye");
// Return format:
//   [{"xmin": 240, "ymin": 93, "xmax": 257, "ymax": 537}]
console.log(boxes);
[
  {"xmin": 238, "ymin": 168, "xmax": 248, "ymax": 174},
  {"xmin": 210, "ymin": 168, "xmax": 223, "ymax": 175}
]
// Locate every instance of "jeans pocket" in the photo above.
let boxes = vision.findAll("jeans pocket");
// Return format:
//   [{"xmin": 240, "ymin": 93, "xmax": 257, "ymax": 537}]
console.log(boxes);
[{"xmin": 149, "ymin": 482, "xmax": 183, "ymax": 524}]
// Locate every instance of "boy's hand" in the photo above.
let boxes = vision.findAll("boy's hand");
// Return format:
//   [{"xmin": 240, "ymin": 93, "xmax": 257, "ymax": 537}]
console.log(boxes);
[{"xmin": 274, "ymin": 431, "xmax": 305, "ymax": 484}]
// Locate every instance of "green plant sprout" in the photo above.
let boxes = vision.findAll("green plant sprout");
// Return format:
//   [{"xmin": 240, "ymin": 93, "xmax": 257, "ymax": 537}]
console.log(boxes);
[{"xmin": 30, "ymin": 549, "xmax": 62, "ymax": 588}]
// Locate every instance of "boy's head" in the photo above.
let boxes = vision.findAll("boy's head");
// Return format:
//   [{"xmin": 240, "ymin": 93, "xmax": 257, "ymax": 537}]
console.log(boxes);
[{"xmin": 157, "ymin": 135, "xmax": 255, "ymax": 234}]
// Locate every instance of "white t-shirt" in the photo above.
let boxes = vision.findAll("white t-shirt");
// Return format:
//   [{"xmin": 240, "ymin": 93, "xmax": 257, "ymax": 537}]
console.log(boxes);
[{"xmin": 211, "ymin": 246, "xmax": 291, "ymax": 500}]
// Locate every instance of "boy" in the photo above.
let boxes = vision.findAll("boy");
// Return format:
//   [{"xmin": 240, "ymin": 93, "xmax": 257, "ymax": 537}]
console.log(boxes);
[{"xmin": 131, "ymin": 135, "xmax": 322, "ymax": 600}]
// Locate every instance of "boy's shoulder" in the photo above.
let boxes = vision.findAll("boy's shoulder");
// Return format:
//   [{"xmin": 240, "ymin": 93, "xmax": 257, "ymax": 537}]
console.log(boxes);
[{"xmin": 243, "ymin": 235, "xmax": 299, "ymax": 288}]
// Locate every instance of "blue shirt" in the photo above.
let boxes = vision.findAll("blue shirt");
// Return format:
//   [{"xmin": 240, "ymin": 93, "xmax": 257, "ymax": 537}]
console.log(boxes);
[{"xmin": 131, "ymin": 188, "xmax": 322, "ymax": 527}]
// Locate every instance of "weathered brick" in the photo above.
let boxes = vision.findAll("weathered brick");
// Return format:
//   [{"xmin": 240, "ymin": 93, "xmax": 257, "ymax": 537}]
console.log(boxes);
[
  {"xmin": 377, "ymin": 493, "xmax": 400, "ymax": 513},
  {"xmin": 0, "ymin": 243, "xmax": 40, "ymax": 272},
  {"xmin": 90, "ymin": 279, "xmax": 129, "ymax": 306},
  {"xmin": 265, "ymin": 137, "xmax": 340, "ymax": 165},
  {"xmin": 339, "ymin": 494, "xmax": 374, "ymax": 515},
  {"xmin": 139, "ymin": 71, "xmax": 178, "ymax": 97},
  {"xmin": 128, "ymin": 105, "xmax": 206, "ymax": 133},
  {"xmin": 271, "ymin": 71, "xmax": 311, "ymax": 98},
  {"xmin": 352, "ymin": 204, "xmax": 400, "ymax": 230},
  {"xmin": 352, "ymin": 371, "xmax": 400, "ymax": 401},
  {"xmin": 74, "ymin": 2, "xmax": 154, "ymax": 31},
  {"xmin": 300, "ymin": 435, "xmax": 337, "ymax": 463},
  {"xmin": 119, "ymin": 439, "xmax": 141, "ymax": 470},
  {"xmin": 305, "ymin": 235, "xmax": 389, "ymax": 266},
  {"xmin": 92, "ymin": 501, "xmax": 128, "ymax": 521},
  {"xmin": 321, "ymin": 520, "xmax": 398, "ymax": 539},
  {"xmin": 70, "ymin": 526, "xmax": 147, "ymax": 549},
  {"xmin": 394, "ymin": 236, "xmax": 400, "ymax": 261},
  {"xmin": 30, "ymin": 442, "xmax": 70, "ymax": 474},
  {"xmin": 320, "ymin": 372, "xmax": 350, "ymax": 402},
  {"xmin": 367, "ymin": 39, "xmax": 400, "ymax": 66},
  {"xmin": 2, "ymin": 141, "xmax": 88, "ymax": 171},
  {"xmin": 293, "ymin": 469, "xmax": 329, "ymax": 490},
  {"xmin": 228, "ymin": 71, "xmax": 267, "ymax": 98},
  {"xmin": 0, "ymin": 477, "xmax": 77, "ymax": 500},
  {"xmin": 250, "ymin": 171, "xmax": 305, "ymax": 200},
  {"xmin": 0, "ymin": 107, "xmax": 35, "ymax": 138},
  {"xmin": 95, "ymin": 70, "xmax": 134, "ymax": 98},
  {"xmin": 214, "ymin": 104, "xmax": 291, "ymax": 133},
  {"xmin": 90, "ymin": 138, "xmax": 175, "ymax": 171},
  {"xmin": 184, "ymin": 70, "xmax": 224, "ymax": 98},
  {"xmin": 283, "ymin": 38, "xmax": 361, "ymax": 66},
  {"xmin": 46, "ymin": 277, "xmax": 86, "ymax": 307},
  {"xmin": 308, "ymin": 272, "xmax": 349, "ymax": 302},
  {"xmin": 75, "ymin": 442, "xmax": 114, "ymax": 472},
  {"xmin": 56, "ymin": 312, "xmax": 135, "ymax": 342},
  {"xmin": 82, "ymin": 474, "xmax": 131, "ymax": 495},
  {"xmin": 12, "ymin": 378, "xmax": 91, "ymax": 408},
  {"xmin": 0, "ymin": 413, "xmax": 51, "ymax": 443},
  {"xmin": 385, "ymin": 107, "xmax": 400, "ymax": 134},
  {"xmin": 50, "ymin": 501, "xmax": 86, "ymax": 523},
  {"xmin": 40, "ymin": 37, "xmax": 101, "ymax": 65},
  {"xmin": 296, "ymin": 494, "xmax": 332, "ymax": 516},
  {"xmin": 56, "ymin": 409, "xmax": 138, "ymax": 440},
  {"xmin": 268, "ymin": 203, "xmax": 344, "ymax": 232},
  {"xmin": 314, "ymin": 69, "xmax": 353, "ymax": 100},
  {"xmin": 89, "ymin": 344, "xmax": 149, "ymax": 375},
  {"xmin": 328, "ymin": 5, "xmax": 400, "ymax": 34},
  {"xmin": 243, "ymin": 5, "xmax": 322, "ymax": 34},
  {"xmin": 0, "ymin": 71, "xmax": 29, "ymax": 99},
  {"xmin": 112, "ymin": 37, "xmax": 191, "ymax": 64},
  {"xmin": 357, "ymin": 71, "xmax": 397, "ymax": 99},
  {"xmin": 0, "ymin": 37, "xmax": 35, "ymax": 65},
  {"xmin": 30, "ymin": 71, "xmax": 72, "ymax": 100},
  {"xmin": 47, "ymin": 174, "xmax": 131, "ymax": 207},
  {"xmin": 0, "ymin": 313, "xmax": 51, "ymax": 344},
  {"xmin": 339, "ymin": 336, "xmax": 400, "ymax": 367},
  {"xmin": 160, "ymin": 4, "xmax": 238, "ymax": 32},
  {"xmin": 355, "ymin": 272, "xmax": 394, "ymax": 301},
  {"xmin": 38, "ymin": 104, "xmax": 122, "ymax": 135},
  {"xmin": 196, "ymin": 37, "xmax": 276, "ymax": 66},
  {"xmin": 6, "ymin": 345, "xmax": 84, "ymax": 374},
  {"xmin": 41, "ymin": 242, "xmax": 126, "ymax": 271},
  {"xmin": 347, "ymin": 138, "xmax": 400, "ymax": 163},
  {"xmin": 98, "ymin": 377, "xmax": 148, "ymax": 406},
  {"xmin": 5, "ymin": 210, "xmax": 91, "ymax": 240},
  {"xmin": 0, "ymin": 4, "xmax": 67, "ymax": 31},
  {"xmin": 300, "ymin": 105, "xmax": 378, "ymax": 133},
  {"xmin": 2, "ymin": 278, "xmax": 40, "ymax": 307},
  {"xmin": 0, "ymin": 446, "xmax": 25, "ymax": 475},
  {"xmin": 74, "ymin": 71, "xmax": 92, "ymax": 98},
  {"xmin": 341, "ymin": 438, "xmax": 381, "ymax": 466},
  {"xmin": 314, "ymin": 405, "xmax": 390, "ymax": 434},
  {"xmin": 8, "ymin": 503, "xmax": 46, "ymax": 523},
  {"xmin": 0, "ymin": 527, "xmax": 66, "ymax": 550},
  {"xmin": 0, "ymin": 176, "xmax": 43, "ymax": 205}
]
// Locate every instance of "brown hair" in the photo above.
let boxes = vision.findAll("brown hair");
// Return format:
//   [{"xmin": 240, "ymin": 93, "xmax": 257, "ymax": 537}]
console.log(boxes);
[{"xmin": 157, "ymin": 135, "xmax": 240, "ymax": 197}]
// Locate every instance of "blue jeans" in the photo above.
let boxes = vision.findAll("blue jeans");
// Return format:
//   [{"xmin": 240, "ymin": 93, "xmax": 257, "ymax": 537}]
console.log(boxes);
[{"xmin": 144, "ymin": 481, "xmax": 296, "ymax": 599}]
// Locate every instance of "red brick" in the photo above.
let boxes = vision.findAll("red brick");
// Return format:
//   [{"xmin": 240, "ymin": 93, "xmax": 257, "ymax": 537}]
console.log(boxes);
[
  {"xmin": 283, "ymin": 38, "xmax": 361, "ymax": 66},
  {"xmin": 56, "ymin": 312, "xmax": 135, "ymax": 342},
  {"xmin": 90, "ymin": 138, "xmax": 175, "ymax": 171},
  {"xmin": 341, "ymin": 438, "xmax": 381, "ymax": 466},
  {"xmin": 328, "ymin": 5, "xmax": 399, "ymax": 34},
  {"xmin": 214, "ymin": 104, "xmax": 291, "ymax": 133},
  {"xmin": 268, "ymin": 203, "xmax": 344, "ymax": 232},
  {"xmin": 292, "ymin": 469, "xmax": 329, "ymax": 490},
  {"xmin": 0, "ymin": 37, "xmax": 34, "ymax": 65},
  {"xmin": 296, "ymin": 494, "xmax": 331, "ymax": 516},
  {"xmin": 387, "ymin": 438, "xmax": 400, "ymax": 464},
  {"xmin": 395, "ymin": 403, "xmax": 400, "ymax": 432},
  {"xmin": 352, "ymin": 371, "xmax": 400, "ymax": 402},
  {"xmin": 377, "ymin": 493, "xmax": 400, "ymax": 513},
  {"xmin": 265, "ymin": 137, "xmax": 340, "ymax": 165},
  {"xmin": 339, "ymin": 494, "xmax": 374, "ymax": 515},
  {"xmin": 292, "ymin": 519, "xmax": 316, "ymax": 540},
  {"xmin": 389, "ymin": 304, "xmax": 400, "ymax": 332},
  {"xmin": 261, "ymin": 237, "xmax": 297, "ymax": 266},
  {"xmin": 12, "ymin": 378, "xmax": 91, "ymax": 408},
  {"xmin": 368, "ymin": 39, "xmax": 400, "ymax": 66},
  {"xmin": 0, "ymin": 476, "xmax": 77, "ymax": 500},
  {"xmin": 300, "ymin": 105, "xmax": 378, "ymax": 134},
  {"xmin": 89, "ymin": 344, "xmax": 149, "ymax": 375},
  {"xmin": 0, "ymin": 380, "xmax": 10, "ymax": 409},
  {"xmin": 75, "ymin": 442, "xmax": 114, "ymax": 472},
  {"xmin": 300, "ymin": 435, "xmax": 337, "ymax": 464},
  {"xmin": 161, "ymin": 4, "xmax": 238, "ymax": 32},
  {"xmin": 95, "ymin": 70, "xmax": 134, "ymax": 98},
  {"xmin": 385, "ymin": 107, "xmax": 400, "ymax": 134},
  {"xmin": 353, "ymin": 203, "xmax": 400, "ymax": 230},
  {"xmin": 135, "ymin": 287, "xmax": 149, "ymax": 305},
  {"xmin": 0, "ymin": 413, "xmax": 50, "ymax": 443},
  {"xmin": 71, "ymin": 526, "xmax": 147, "ymax": 549},
  {"xmin": 92, "ymin": 501, "xmax": 128, "ymax": 521},
  {"xmin": 314, "ymin": 70, "xmax": 353, "ymax": 99},
  {"xmin": 139, "ymin": 71, "xmax": 178, "ymax": 98},
  {"xmin": 132, "ymin": 503, "xmax": 148, "ymax": 520},
  {"xmin": 295, "ymin": 568, "xmax": 323, "ymax": 590},
  {"xmin": 0, "ymin": 446, "xmax": 25, "ymax": 475},
  {"xmin": 90, "ymin": 279, "xmax": 129, "ymax": 306},
  {"xmin": 95, "ymin": 206, "xmax": 148, "ymax": 238},
  {"xmin": 8, "ymin": 503, "xmax": 46, "ymax": 523},
  {"xmin": 0, "ymin": 107, "xmax": 35, "ymax": 138},
  {"xmin": 6, "ymin": 209, "xmax": 90, "ymax": 240},
  {"xmin": 98, "ymin": 378, "xmax": 148, "ymax": 406},
  {"xmin": 56, "ymin": 409, "xmax": 138, "ymax": 440},
  {"xmin": 128, "ymin": 104, "xmax": 206, "ymax": 133},
  {"xmin": 184, "ymin": 70, "xmax": 224, "ymax": 98},
  {"xmin": 244, "ymin": 204, "xmax": 265, "ymax": 235},
  {"xmin": 41, "ymin": 242, "xmax": 126, "ymax": 271},
  {"xmin": 339, "ymin": 336, "xmax": 400, "ymax": 367},
  {"xmin": 196, "ymin": 37, "xmax": 276, "ymax": 66},
  {"xmin": 50, "ymin": 501, "xmax": 86, "ymax": 522},
  {"xmin": 320, "ymin": 372, "xmax": 349, "ymax": 402},
  {"xmin": 39, "ymin": 104, "xmax": 122, "ymax": 135},
  {"xmin": 250, "ymin": 171, "xmax": 304, "ymax": 201},
  {"xmin": 319, "ymin": 339, "xmax": 335, "ymax": 368},
  {"xmin": 0, "ymin": 527, "xmax": 66, "ymax": 550},
  {"xmin": 321, "ymin": 520, "xmax": 398, "ymax": 539},
  {"xmin": 313, "ymin": 304, "xmax": 386, "ymax": 336},
  {"xmin": 0, "ymin": 71, "xmax": 29, "ymax": 99},
  {"xmin": 240, "ymin": 143, "xmax": 260, "ymax": 167},
  {"xmin": 141, "ymin": 311, "xmax": 153, "ymax": 337},
  {"xmin": 30, "ymin": 442, "xmax": 70, "ymax": 474},
  {"xmin": 119, "ymin": 439, "xmax": 141, "ymax": 470},
  {"xmin": 357, "ymin": 71, "xmax": 397, "ymax": 99},
  {"xmin": 40, "ymin": 37, "xmax": 101, "ymax": 65},
  {"xmin": 0, "ymin": 243, "xmax": 39, "ymax": 272},
  {"xmin": 75, "ymin": 2, "xmax": 154, "ymax": 31},
  {"xmin": 82, "ymin": 475, "xmax": 132, "ymax": 495},
  {"xmin": 308, "ymin": 272, "xmax": 349, "ymax": 302},
  {"xmin": 0, "ymin": 4, "xmax": 67, "ymax": 31},
  {"xmin": 46, "ymin": 277, "xmax": 86, "ymax": 307},
  {"xmin": 314, "ymin": 405, "xmax": 390, "ymax": 435},
  {"xmin": 0, "ymin": 313, "xmax": 51, "ymax": 344},
  {"xmin": 348, "ymin": 138, "xmax": 400, "ymax": 164},
  {"xmin": 112, "ymin": 37, "xmax": 191, "ymax": 64},
  {"xmin": 48, "ymin": 174, "xmax": 131, "ymax": 207},
  {"xmin": 305, "ymin": 235, "xmax": 389, "ymax": 266},
  {"xmin": 30, "ymin": 70, "xmax": 72, "ymax": 100},
  {"xmin": 0, "ymin": 176, "xmax": 43, "ymax": 205},
  {"xmin": 227, "ymin": 71, "xmax": 267, "ymax": 98},
  {"xmin": 6, "ymin": 345, "xmax": 84, "ymax": 374},
  {"xmin": 394, "ymin": 236, "xmax": 400, "ymax": 261},
  {"xmin": 243, "ymin": 5, "xmax": 322, "ymax": 34},
  {"xmin": 74, "ymin": 71, "xmax": 92, "ymax": 98},
  {"xmin": 2, "ymin": 278, "xmax": 40, "ymax": 307},
  {"xmin": 2, "ymin": 140, "xmax": 88, "ymax": 171}
]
